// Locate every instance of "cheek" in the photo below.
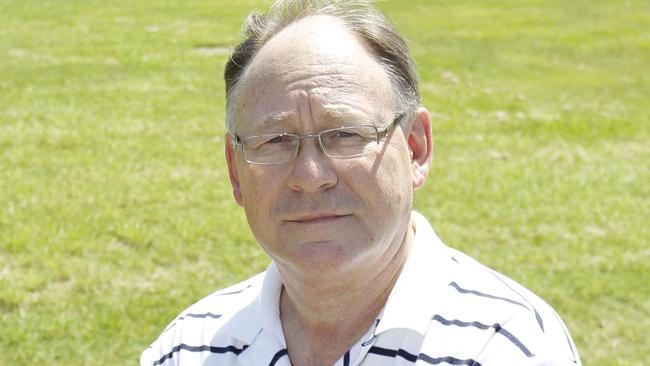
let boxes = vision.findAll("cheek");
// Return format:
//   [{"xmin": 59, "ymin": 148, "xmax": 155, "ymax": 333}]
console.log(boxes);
[
  {"xmin": 239, "ymin": 170, "xmax": 278, "ymax": 240},
  {"xmin": 239, "ymin": 167, "xmax": 284, "ymax": 210},
  {"xmin": 369, "ymin": 147, "xmax": 413, "ymax": 205},
  {"xmin": 377, "ymin": 165, "xmax": 409, "ymax": 204}
]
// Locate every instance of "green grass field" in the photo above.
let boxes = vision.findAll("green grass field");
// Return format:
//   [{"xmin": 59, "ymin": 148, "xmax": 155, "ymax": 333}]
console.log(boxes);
[{"xmin": 1, "ymin": 0, "xmax": 648, "ymax": 364}]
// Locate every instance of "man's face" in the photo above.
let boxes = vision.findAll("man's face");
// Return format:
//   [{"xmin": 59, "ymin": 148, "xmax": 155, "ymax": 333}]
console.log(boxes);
[{"xmin": 226, "ymin": 16, "xmax": 429, "ymax": 279}]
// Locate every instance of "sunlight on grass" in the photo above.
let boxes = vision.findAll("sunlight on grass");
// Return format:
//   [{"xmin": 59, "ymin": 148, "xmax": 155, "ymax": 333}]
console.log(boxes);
[{"xmin": 1, "ymin": 0, "xmax": 648, "ymax": 364}]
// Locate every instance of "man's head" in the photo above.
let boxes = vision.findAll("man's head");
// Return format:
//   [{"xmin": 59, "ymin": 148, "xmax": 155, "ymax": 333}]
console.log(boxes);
[
  {"xmin": 224, "ymin": 0, "xmax": 420, "ymax": 133},
  {"xmin": 224, "ymin": 0, "xmax": 432, "ymax": 279}
]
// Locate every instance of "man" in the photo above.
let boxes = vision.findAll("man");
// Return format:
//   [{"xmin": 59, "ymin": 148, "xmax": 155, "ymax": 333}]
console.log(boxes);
[{"xmin": 141, "ymin": 1, "xmax": 581, "ymax": 365}]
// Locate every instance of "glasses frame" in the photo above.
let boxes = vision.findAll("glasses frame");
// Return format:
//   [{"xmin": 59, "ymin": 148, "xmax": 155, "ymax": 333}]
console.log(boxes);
[{"xmin": 231, "ymin": 112, "xmax": 406, "ymax": 165}]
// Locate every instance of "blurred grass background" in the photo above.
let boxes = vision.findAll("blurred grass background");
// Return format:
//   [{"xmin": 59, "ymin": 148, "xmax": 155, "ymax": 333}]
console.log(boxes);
[{"xmin": 1, "ymin": 0, "xmax": 648, "ymax": 364}]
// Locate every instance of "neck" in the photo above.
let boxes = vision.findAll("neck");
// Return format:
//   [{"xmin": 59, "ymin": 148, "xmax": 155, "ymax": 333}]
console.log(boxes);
[{"xmin": 278, "ymin": 222, "xmax": 415, "ymax": 365}]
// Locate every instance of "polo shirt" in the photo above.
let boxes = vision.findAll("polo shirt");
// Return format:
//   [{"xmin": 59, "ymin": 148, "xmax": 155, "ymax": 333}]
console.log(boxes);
[{"xmin": 141, "ymin": 211, "xmax": 582, "ymax": 366}]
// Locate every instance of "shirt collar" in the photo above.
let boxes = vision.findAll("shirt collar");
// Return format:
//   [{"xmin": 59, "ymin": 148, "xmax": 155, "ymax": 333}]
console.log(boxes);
[
  {"xmin": 374, "ymin": 211, "xmax": 452, "ymax": 335},
  {"xmin": 257, "ymin": 262, "xmax": 286, "ymax": 341},
  {"xmin": 221, "ymin": 263, "xmax": 288, "ymax": 366},
  {"xmin": 220, "ymin": 262, "xmax": 285, "ymax": 345}
]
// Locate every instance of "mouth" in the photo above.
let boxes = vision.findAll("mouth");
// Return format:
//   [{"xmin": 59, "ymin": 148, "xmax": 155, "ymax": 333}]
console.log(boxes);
[{"xmin": 285, "ymin": 213, "xmax": 351, "ymax": 224}]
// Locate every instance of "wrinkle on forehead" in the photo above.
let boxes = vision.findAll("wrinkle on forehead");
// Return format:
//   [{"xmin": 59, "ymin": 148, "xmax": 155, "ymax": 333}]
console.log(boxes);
[{"xmin": 285, "ymin": 66, "xmax": 354, "ymax": 90}]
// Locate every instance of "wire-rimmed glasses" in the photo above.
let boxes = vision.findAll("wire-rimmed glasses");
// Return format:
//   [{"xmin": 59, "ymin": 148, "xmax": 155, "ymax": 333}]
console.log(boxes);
[{"xmin": 231, "ymin": 112, "xmax": 405, "ymax": 165}]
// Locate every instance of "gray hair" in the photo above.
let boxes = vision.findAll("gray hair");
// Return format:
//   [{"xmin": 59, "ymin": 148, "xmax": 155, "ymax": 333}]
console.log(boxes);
[{"xmin": 224, "ymin": 0, "xmax": 420, "ymax": 132}]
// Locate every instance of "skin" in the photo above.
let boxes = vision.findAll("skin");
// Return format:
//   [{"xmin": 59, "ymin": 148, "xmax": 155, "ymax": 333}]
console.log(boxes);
[{"xmin": 225, "ymin": 16, "xmax": 433, "ymax": 366}]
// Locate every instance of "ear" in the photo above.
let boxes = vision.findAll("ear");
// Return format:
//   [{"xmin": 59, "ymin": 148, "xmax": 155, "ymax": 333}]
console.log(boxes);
[
  {"xmin": 225, "ymin": 133, "xmax": 244, "ymax": 206},
  {"xmin": 406, "ymin": 107, "xmax": 433, "ymax": 190}
]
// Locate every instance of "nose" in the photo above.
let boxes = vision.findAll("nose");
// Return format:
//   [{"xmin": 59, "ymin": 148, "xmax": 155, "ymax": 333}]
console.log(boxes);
[{"xmin": 286, "ymin": 136, "xmax": 338, "ymax": 192}]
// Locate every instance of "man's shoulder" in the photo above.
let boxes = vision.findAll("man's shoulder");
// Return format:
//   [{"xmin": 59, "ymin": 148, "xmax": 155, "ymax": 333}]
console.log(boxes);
[
  {"xmin": 426, "ymin": 245, "xmax": 580, "ymax": 364},
  {"xmin": 140, "ymin": 271, "xmax": 267, "ymax": 366},
  {"xmin": 409, "ymin": 215, "xmax": 558, "ymax": 330},
  {"xmin": 440, "ymin": 246, "xmax": 554, "ymax": 325}
]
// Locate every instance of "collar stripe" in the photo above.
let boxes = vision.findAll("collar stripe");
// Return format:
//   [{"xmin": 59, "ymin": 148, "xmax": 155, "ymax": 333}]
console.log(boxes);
[
  {"xmin": 343, "ymin": 350, "xmax": 351, "ymax": 366},
  {"xmin": 432, "ymin": 315, "xmax": 534, "ymax": 358},
  {"xmin": 163, "ymin": 312, "xmax": 223, "ymax": 332},
  {"xmin": 368, "ymin": 346, "xmax": 481, "ymax": 365},
  {"xmin": 268, "ymin": 348, "xmax": 288, "ymax": 366},
  {"xmin": 448, "ymin": 281, "xmax": 529, "ymax": 310},
  {"xmin": 487, "ymin": 271, "xmax": 545, "ymax": 331},
  {"xmin": 152, "ymin": 344, "xmax": 248, "ymax": 366}
]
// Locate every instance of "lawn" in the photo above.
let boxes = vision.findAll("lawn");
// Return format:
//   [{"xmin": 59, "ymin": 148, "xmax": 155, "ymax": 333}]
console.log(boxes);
[{"xmin": 1, "ymin": 0, "xmax": 648, "ymax": 364}]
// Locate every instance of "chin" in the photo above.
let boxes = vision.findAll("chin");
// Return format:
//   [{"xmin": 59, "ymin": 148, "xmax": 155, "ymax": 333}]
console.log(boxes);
[{"xmin": 282, "ymin": 240, "xmax": 360, "ymax": 275}]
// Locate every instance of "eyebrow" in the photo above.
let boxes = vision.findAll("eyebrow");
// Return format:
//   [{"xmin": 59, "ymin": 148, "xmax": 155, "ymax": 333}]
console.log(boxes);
[
  {"xmin": 252, "ymin": 111, "xmax": 296, "ymax": 129},
  {"xmin": 318, "ymin": 108, "xmax": 370, "ymax": 126}
]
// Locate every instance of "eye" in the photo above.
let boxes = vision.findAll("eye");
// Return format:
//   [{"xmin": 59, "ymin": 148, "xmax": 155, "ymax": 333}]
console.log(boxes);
[
  {"xmin": 255, "ymin": 134, "xmax": 297, "ymax": 151},
  {"xmin": 245, "ymin": 134, "xmax": 293, "ymax": 150},
  {"xmin": 327, "ymin": 126, "xmax": 376, "ymax": 141},
  {"xmin": 334, "ymin": 130, "xmax": 360, "ymax": 138},
  {"xmin": 266, "ymin": 135, "xmax": 286, "ymax": 144}
]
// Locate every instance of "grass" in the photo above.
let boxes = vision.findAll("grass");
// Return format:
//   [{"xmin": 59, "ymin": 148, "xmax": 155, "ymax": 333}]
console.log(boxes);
[{"xmin": 1, "ymin": 0, "xmax": 648, "ymax": 364}]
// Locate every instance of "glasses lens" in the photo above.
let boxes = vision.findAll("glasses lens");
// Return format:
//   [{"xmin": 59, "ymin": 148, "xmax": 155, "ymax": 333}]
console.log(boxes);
[
  {"xmin": 320, "ymin": 126, "xmax": 378, "ymax": 157},
  {"xmin": 243, "ymin": 133, "xmax": 298, "ymax": 164}
]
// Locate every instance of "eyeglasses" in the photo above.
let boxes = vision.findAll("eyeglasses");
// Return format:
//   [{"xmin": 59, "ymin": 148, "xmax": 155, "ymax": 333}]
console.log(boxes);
[{"xmin": 232, "ymin": 112, "xmax": 405, "ymax": 165}]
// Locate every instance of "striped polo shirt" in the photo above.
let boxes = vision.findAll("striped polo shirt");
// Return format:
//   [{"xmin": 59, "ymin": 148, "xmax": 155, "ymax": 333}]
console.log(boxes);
[{"xmin": 141, "ymin": 211, "xmax": 581, "ymax": 366}]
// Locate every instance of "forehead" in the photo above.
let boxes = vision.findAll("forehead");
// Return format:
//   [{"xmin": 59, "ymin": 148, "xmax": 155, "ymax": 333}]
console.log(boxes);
[{"xmin": 235, "ymin": 16, "xmax": 395, "ymax": 131}]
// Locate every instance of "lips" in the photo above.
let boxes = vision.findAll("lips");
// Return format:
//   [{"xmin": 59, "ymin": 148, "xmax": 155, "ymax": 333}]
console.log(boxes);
[{"xmin": 285, "ymin": 213, "xmax": 350, "ymax": 223}]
